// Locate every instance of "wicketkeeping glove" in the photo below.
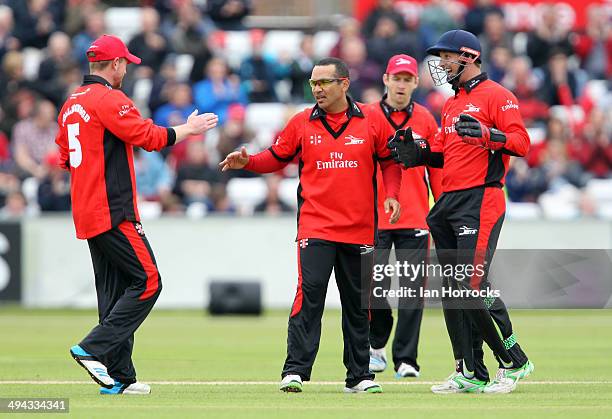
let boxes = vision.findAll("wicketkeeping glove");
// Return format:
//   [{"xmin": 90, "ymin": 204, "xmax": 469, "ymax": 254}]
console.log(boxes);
[
  {"xmin": 454, "ymin": 114, "xmax": 506, "ymax": 151},
  {"xmin": 387, "ymin": 127, "xmax": 431, "ymax": 168}
]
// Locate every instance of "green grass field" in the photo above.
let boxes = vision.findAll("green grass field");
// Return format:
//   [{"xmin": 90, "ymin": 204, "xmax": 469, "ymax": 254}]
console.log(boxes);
[{"xmin": 1, "ymin": 307, "xmax": 611, "ymax": 418}]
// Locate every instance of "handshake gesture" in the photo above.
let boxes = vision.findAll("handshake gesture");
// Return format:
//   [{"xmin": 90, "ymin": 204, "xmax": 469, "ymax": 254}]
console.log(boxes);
[{"xmin": 387, "ymin": 127, "xmax": 431, "ymax": 168}]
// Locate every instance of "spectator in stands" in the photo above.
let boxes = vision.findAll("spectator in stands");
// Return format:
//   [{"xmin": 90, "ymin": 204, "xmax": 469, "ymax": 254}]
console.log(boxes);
[
  {"xmin": 0, "ymin": 5, "xmax": 19, "ymax": 60},
  {"xmin": 573, "ymin": 5, "xmax": 611, "ymax": 80},
  {"xmin": 527, "ymin": 116, "xmax": 569, "ymax": 167},
  {"xmin": 361, "ymin": 85, "xmax": 383, "ymax": 104},
  {"xmin": 0, "ymin": 51, "xmax": 29, "ymax": 128},
  {"xmin": 37, "ymin": 150, "xmax": 70, "ymax": 211},
  {"xmin": 534, "ymin": 137, "xmax": 591, "ymax": 191},
  {"xmin": 62, "ymin": 0, "xmax": 106, "ymax": 36},
  {"xmin": 193, "ymin": 57, "xmax": 247, "ymax": 125},
  {"xmin": 418, "ymin": 0, "xmax": 459, "ymax": 50},
  {"xmin": 133, "ymin": 147, "xmax": 174, "ymax": 204},
  {"xmin": 173, "ymin": 138, "xmax": 221, "ymax": 210},
  {"xmin": 501, "ymin": 56, "xmax": 549, "ymax": 125},
  {"xmin": 366, "ymin": 15, "xmax": 422, "ymax": 67},
  {"xmin": 216, "ymin": 104, "xmax": 255, "ymax": 163},
  {"xmin": 12, "ymin": 98, "xmax": 57, "ymax": 179},
  {"xmin": 153, "ymin": 82, "xmax": 196, "ymax": 128},
  {"xmin": 478, "ymin": 9, "xmax": 513, "ymax": 63},
  {"xmin": 0, "ymin": 190, "xmax": 28, "ymax": 219},
  {"xmin": 289, "ymin": 34, "xmax": 317, "ymax": 103},
  {"xmin": 330, "ymin": 17, "xmax": 362, "ymax": 58},
  {"xmin": 72, "ymin": 9, "xmax": 105, "ymax": 72},
  {"xmin": 361, "ymin": 0, "xmax": 405, "ymax": 39},
  {"xmin": 254, "ymin": 175, "xmax": 293, "ymax": 214},
  {"xmin": 463, "ymin": 0, "xmax": 504, "ymax": 37},
  {"xmin": 189, "ymin": 34, "xmax": 214, "ymax": 84},
  {"xmin": 0, "ymin": 170, "xmax": 20, "ymax": 208},
  {"xmin": 148, "ymin": 57, "xmax": 180, "ymax": 114},
  {"xmin": 526, "ymin": 3, "xmax": 573, "ymax": 68},
  {"xmin": 505, "ymin": 158, "xmax": 547, "ymax": 202},
  {"xmin": 536, "ymin": 49, "xmax": 581, "ymax": 107},
  {"xmin": 239, "ymin": 30, "xmax": 279, "ymax": 103},
  {"xmin": 207, "ymin": 0, "xmax": 251, "ymax": 31},
  {"xmin": 127, "ymin": 7, "xmax": 170, "ymax": 77},
  {"xmin": 341, "ymin": 37, "xmax": 381, "ymax": 102},
  {"xmin": 488, "ymin": 45, "xmax": 513, "ymax": 82},
  {"xmin": 169, "ymin": 1, "xmax": 214, "ymax": 56},
  {"xmin": 37, "ymin": 31, "xmax": 76, "ymax": 106},
  {"xmin": 574, "ymin": 108, "xmax": 612, "ymax": 178},
  {"xmin": 9, "ymin": 0, "xmax": 61, "ymax": 49}
]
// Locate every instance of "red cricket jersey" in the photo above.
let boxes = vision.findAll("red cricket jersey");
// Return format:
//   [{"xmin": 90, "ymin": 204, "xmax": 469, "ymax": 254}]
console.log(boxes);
[
  {"xmin": 368, "ymin": 98, "xmax": 443, "ymax": 230},
  {"xmin": 431, "ymin": 73, "xmax": 530, "ymax": 192},
  {"xmin": 55, "ymin": 75, "xmax": 175, "ymax": 239},
  {"xmin": 255, "ymin": 97, "xmax": 400, "ymax": 245}
]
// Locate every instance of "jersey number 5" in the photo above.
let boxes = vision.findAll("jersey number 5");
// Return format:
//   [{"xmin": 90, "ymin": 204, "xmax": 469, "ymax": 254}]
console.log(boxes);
[{"xmin": 68, "ymin": 123, "xmax": 82, "ymax": 168}]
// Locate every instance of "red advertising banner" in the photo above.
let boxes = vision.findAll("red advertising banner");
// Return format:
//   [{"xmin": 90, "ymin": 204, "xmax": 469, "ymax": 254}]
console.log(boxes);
[{"xmin": 355, "ymin": 0, "xmax": 609, "ymax": 31}]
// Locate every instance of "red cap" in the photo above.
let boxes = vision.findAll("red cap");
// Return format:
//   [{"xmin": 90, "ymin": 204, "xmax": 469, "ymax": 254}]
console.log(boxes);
[
  {"xmin": 386, "ymin": 54, "xmax": 418, "ymax": 76},
  {"xmin": 86, "ymin": 34, "xmax": 141, "ymax": 64}
]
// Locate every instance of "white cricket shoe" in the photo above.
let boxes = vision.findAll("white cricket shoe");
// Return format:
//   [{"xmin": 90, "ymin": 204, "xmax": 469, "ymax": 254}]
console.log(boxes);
[
  {"xmin": 369, "ymin": 347, "xmax": 387, "ymax": 373},
  {"xmin": 279, "ymin": 374, "xmax": 303, "ymax": 393},
  {"xmin": 344, "ymin": 379, "xmax": 383, "ymax": 393},
  {"xmin": 430, "ymin": 372, "xmax": 486, "ymax": 394},
  {"xmin": 100, "ymin": 381, "xmax": 151, "ymax": 395},
  {"xmin": 395, "ymin": 362, "xmax": 420, "ymax": 378},
  {"xmin": 69, "ymin": 345, "xmax": 114, "ymax": 388}
]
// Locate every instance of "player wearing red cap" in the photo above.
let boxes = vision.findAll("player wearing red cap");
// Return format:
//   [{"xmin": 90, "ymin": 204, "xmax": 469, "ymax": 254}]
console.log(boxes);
[
  {"xmin": 388, "ymin": 30, "xmax": 534, "ymax": 394},
  {"xmin": 366, "ymin": 55, "xmax": 442, "ymax": 379},
  {"xmin": 57, "ymin": 34, "xmax": 218, "ymax": 394},
  {"xmin": 221, "ymin": 57, "xmax": 402, "ymax": 394}
]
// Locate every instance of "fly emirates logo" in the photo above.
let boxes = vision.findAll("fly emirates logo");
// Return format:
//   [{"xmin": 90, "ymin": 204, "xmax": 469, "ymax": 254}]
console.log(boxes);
[
  {"xmin": 316, "ymin": 152, "xmax": 359, "ymax": 170},
  {"xmin": 444, "ymin": 115, "xmax": 461, "ymax": 134}
]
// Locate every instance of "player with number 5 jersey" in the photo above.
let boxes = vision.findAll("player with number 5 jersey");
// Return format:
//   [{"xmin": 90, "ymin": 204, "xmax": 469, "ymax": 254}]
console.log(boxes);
[{"xmin": 55, "ymin": 34, "xmax": 218, "ymax": 395}]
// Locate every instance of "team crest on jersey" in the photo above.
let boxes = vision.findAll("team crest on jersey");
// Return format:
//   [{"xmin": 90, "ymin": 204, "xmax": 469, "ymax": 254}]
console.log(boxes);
[
  {"xmin": 299, "ymin": 238, "xmax": 309, "ymax": 248},
  {"xmin": 134, "ymin": 222, "xmax": 145, "ymax": 236},
  {"xmin": 309, "ymin": 134, "xmax": 322, "ymax": 145},
  {"xmin": 462, "ymin": 103, "xmax": 480, "ymax": 113},
  {"xmin": 344, "ymin": 135, "xmax": 364, "ymax": 145}
]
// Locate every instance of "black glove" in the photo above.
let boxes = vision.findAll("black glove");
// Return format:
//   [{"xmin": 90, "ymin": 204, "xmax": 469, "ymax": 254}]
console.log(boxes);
[
  {"xmin": 454, "ymin": 114, "xmax": 506, "ymax": 150},
  {"xmin": 387, "ymin": 127, "xmax": 431, "ymax": 168}
]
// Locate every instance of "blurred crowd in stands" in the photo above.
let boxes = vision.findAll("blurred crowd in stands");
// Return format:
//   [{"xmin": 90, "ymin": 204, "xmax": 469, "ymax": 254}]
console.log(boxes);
[{"xmin": 0, "ymin": 0, "xmax": 610, "ymax": 220}]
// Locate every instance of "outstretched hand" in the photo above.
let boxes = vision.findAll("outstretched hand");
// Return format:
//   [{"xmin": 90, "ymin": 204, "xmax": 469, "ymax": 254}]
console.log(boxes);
[
  {"xmin": 186, "ymin": 110, "xmax": 219, "ymax": 135},
  {"xmin": 219, "ymin": 146, "xmax": 249, "ymax": 172}
]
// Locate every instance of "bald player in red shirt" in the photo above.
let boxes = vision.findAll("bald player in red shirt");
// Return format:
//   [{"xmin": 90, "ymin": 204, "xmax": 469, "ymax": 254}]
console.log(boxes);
[
  {"xmin": 366, "ymin": 55, "xmax": 442, "ymax": 379},
  {"xmin": 221, "ymin": 57, "xmax": 402, "ymax": 394},
  {"xmin": 388, "ymin": 30, "xmax": 534, "ymax": 394}
]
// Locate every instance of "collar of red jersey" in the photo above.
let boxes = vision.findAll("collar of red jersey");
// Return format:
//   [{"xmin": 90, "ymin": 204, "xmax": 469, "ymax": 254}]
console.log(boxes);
[
  {"xmin": 82, "ymin": 74, "xmax": 113, "ymax": 89},
  {"xmin": 380, "ymin": 94, "xmax": 414, "ymax": 115},
  {"xmin": 309, "ymin": 96, "xmax": 364, "ymax": 121},
  {"xmin": 456, "ymin": 72, "xmax": 488, "ymax": 95}
]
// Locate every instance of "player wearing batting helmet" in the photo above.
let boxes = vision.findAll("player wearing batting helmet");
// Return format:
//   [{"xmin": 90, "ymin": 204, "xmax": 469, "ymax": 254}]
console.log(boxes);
[{"xmin": 387, "ymin": 29, "xmax": 534, "ymax": 394}]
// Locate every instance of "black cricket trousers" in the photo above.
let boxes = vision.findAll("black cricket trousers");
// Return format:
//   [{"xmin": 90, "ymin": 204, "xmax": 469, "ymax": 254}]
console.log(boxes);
[
  {"xmin": 369, "ymin": 228, "xmax": 428, "ymax": 372},
  {"xmin": 282, "ymin": 238, "xmax": 375, "ymax": 387},
  {"xmin": 427, "ymin": 186, "xmax": 528, "ymax": 381},
  {"xmin": 80, "ymin": 220, "xmax": 162, "ymax": 384}
]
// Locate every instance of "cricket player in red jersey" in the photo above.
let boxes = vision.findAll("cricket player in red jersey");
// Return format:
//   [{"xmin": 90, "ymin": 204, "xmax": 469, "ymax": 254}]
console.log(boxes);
[
  {"xmin": 56, "ymin": 34, "xmax": 218, "ymax": 395},
  {"xmin": 220, "ymin": 57, "xmax": 402, "ymax": 394},
  {"xmin": 388, "ymin": 30, "xmax": 534, "ymax": 394},
  {"xmin": 366, "ymin": 55, "xmax": 442, "ymax": 378}
]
